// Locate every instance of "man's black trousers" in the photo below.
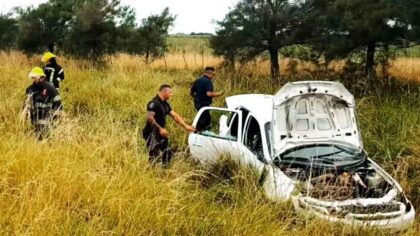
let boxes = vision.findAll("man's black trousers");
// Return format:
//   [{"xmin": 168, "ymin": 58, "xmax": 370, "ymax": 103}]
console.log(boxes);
[{"xmin": 143, "ymin": 131, "xmax": 172, "ymax": 166}]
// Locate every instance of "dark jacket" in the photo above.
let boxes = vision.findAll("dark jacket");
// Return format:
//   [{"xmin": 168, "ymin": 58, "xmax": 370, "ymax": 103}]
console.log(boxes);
[
  {"xmin": 142, "ymin": 95, "xmax": 172, "ymax": 139},
  {"xmin": 43, "ymin": 60, "xmax": 65, "ymax": 89},
  {"xmin": 25, "ymin": 81, "xmax": 62, "ymax": 124},
  {"xmin": 190, "ymin": 75, "xmax": 214, "ymax": 110}
]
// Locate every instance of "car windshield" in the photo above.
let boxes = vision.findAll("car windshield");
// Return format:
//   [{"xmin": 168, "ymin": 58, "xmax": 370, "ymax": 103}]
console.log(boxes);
[{"xmin": 279, "ymin": 144, "xmax": 365, "ymax": 166}]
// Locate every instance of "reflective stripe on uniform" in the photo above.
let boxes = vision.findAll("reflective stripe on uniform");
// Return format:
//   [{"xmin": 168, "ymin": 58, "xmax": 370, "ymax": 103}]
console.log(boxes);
[
  {"xmin": 58, "ymin": 69, "xmax": 64, "ymax": 74},
  {"xmin": 35, "ymin": 102, "xmax": 53, "ymax": 109},
  {"xmin": 44, "ymin": 67, "xmax": 55, "ymax": 83},
  {"xmin": 53, "ymin": 95, "xmax": 61, "ymax": 102},
  {"xmin": 34, "ymin": 120, "xmax": 50, "ymax": 125}
]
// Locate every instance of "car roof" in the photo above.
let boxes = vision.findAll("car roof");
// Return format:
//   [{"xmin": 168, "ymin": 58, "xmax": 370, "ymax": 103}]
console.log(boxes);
[{"xmin": 225, "ymin": 94, "xmax": 273, "ymax": 123}]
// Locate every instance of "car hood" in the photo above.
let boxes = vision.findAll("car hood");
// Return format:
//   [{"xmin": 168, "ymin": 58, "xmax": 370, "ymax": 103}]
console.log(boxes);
[{"xmin": 271, "ymin": 81, "xmax": 363, "ymax": 157}]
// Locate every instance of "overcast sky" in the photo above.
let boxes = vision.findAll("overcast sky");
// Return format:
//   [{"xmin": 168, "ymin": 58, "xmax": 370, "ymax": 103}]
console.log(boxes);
[{"xmin": 0, "ymin": 0, "xmax": 238, "ymax": 34}]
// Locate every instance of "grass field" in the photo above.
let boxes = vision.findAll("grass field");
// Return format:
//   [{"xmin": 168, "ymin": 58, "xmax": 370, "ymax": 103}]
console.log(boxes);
[
  {"xmin": 0, "ymin": 50, "xmax": 419, "ymax": 235},
  {"xmin": 167, "ymin": 36, "xmax": 212, "ymax": 55}
]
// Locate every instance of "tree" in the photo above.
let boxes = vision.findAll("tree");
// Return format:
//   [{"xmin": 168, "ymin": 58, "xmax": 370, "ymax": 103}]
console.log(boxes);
[
  {"xmin": 14, "ymin": 0, "xmax": 125, "ymax": 59},
  {"xmin": 125, "ymin": 8, "xmax": 175, "ymax": 64},
  {"xmin": 210, "ymin": 12, "xmax": 241, "ymax": 70},
  {"xmin": 308, "ymin": 0, "xmax": 414, "ymax": 75},
  {"xmin": 62, "ymin": 0, "xmax": 122, "ymax": 60},
  {"xmin": 16, "ymin": 6, "xmax": 50, "ymax": 54},
  {"xmin": 16, "ymin": 0, "xmax": 75, "ymax": 54},
  {"xmin": 404, "ymin": 0, "xmax": 420, "ymax": 44},
  {"xmin": 115, "ymin": 5, "xmax": 137, "ymax": 52},
  {"xmin": 211, "ymin": 0, "xmax": 307, "ymax": 79},
  {"xmin": 0, "ymin": 14, "xmax": 18, "ymax": 50}
]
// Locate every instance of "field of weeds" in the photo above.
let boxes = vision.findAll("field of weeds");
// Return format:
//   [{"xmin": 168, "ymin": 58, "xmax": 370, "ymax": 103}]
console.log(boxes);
[{"xmin": 0, "ymin": 49, "xmax": 418, "ymax": 235}]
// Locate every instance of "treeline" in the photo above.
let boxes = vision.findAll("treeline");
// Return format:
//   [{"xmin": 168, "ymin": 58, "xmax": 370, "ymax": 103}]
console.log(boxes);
[
  {"xmin": 0, "ymin": 0, "xmax": 175, "ymax": 63},
  {"xmin": 211, "ymin": 0, "xmax": 420, "ymax": 78},
  {"xmin": 1, "ymin": 0, "xmax": 420, "ymax": 76}
]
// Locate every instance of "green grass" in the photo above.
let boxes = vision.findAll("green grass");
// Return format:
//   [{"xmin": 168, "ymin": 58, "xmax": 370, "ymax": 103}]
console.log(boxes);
[
  {"xmin": 0, "ymin": 51, "xmax": 418, "ymax": 234},
  {"xmin": 396, "ymin": 46, "xmax": 420, "ymax": 58},
  {"xmin": 357, "ymin": 94, "xmax": 420, "ymax": 161},
  {"xmin": 167, "ymin": 35, "xmax": 212, "ymax": 54}
]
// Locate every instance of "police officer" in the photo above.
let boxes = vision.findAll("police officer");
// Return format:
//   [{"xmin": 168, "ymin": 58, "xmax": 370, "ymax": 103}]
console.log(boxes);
[
  {"xmin": 42, "ymin": 52, "xmax": 65, "ymax": 92},
  {"xmin": 190, "ymin": 67, "xmax": 223, "ymax": 131},
  {"xmin": 142, "ymin": 84, "xmax": 195, "ymax": 167},
  {"xmin": 24, "ymin": 67, "xmax": 62, "ymax": 139}
]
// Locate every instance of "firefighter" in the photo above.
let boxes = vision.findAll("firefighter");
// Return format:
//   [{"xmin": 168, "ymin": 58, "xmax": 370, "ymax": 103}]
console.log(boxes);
[
  {"xmin": 190, "ymin": 67, "xmax": 223, "ymax": 131},
  {"xmin": 24, "ymin": 67, "xmax": 62, "ymax": 139},
  {"xmin": 142, "ymin": 84, "xmax": 195, "ymax": 167},
  {"xmin": 42, "ymin": 52, "xmax": 65, "ymax": 91}
]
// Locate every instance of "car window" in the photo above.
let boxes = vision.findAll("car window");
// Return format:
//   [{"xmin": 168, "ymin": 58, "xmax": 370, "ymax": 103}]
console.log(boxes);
[{"xmin": 197, "ymin": 109, "xmax": 239, "ymax": 141}]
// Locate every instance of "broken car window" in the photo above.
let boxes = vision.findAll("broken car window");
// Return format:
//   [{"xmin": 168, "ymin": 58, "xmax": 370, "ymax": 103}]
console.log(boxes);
[{"xmin": 197, "ymin": 109, "xmax": 239, "ymax": 141}]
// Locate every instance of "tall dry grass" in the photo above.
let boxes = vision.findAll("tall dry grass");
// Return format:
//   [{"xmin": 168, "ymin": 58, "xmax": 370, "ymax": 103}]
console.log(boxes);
[
  {"xmin": 389, "ymin": 58, "xmax": 420, "ymax": 82},
  {"xmin": 107, "ymin": 52, "xmax": 420, "ymax": 83},
  {"xmin": 0, "ymin": 51, "xmax": 418, "ymax": 235}
]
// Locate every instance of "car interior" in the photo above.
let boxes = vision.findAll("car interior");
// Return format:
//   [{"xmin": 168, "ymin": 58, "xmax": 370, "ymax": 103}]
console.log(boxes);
[{"xmin": 243, "ymin": 116, "xmax": 264, "ymax": 162}]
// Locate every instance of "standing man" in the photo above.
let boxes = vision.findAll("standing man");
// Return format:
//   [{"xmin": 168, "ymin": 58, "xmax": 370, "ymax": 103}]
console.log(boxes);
[
  {"xmin": 23, "ymin": 67, "xmax": 62, "ymax": 139},
  {"xmin": 142, "ymin": 85, "xmax": 195, "ymax": 167},
  {"xmin": 190, "ymin": 67, "xmax": 223, "ymax": 131},
  {"xmin": 42, "ymin": 52, "xmax": 65, "ymax": 92}
]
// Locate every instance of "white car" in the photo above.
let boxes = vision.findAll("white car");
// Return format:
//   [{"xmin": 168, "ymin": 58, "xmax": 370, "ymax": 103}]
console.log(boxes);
[{"xmin": 188, "ymin": 81, "xmax": 415, "ymax": 232}]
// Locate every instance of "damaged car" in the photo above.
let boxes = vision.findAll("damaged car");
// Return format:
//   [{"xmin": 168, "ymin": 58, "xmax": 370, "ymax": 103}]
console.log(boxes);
[{"xmin": 188, "ymin": 81, "xmax": 415, "ymax": 232}]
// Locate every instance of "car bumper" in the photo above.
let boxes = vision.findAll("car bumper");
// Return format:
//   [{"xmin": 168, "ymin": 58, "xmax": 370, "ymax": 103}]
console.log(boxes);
[{"xmin": 293, "ymin": 197, "xmax": 416, "ymax": 232}]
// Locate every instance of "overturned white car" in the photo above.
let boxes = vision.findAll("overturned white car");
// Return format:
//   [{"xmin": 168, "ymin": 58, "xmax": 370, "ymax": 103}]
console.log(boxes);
[{"xmin": 188, "ymin": 81, "xmax": 415, "ymax": 232}]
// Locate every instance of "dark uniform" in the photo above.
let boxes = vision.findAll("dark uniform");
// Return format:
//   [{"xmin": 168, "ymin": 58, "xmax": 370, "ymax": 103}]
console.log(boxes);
[
  {"xmin": 25, "ymin": 81, "xmax": 62, "ymax": 138},
  {"xmin": 190, "ymin": 75, "xmax": 214, "ymax": 131},
  {"xmin": 142, "ymin": 95, "xmax": 173, "ymax": 166},
  {"xmin": 43, "ymin": 59, "xmax": 65, "ymax": 90}
]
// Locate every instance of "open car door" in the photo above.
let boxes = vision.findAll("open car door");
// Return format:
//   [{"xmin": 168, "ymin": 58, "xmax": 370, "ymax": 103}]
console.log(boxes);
[
  {"xmin": 188, "ymin": 107, "xmax": 242, "ymax": 165},
  {"xmin": 237, "ymin": 114, "xmax": 269, "ymax": 173}
]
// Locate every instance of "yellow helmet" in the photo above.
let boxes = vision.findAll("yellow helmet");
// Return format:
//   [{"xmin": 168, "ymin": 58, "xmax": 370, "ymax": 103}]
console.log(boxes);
[
  {"xmin": 28, "ymin": 67, "xmax": 46, "ymax": 78},
  {"xmin": 41, "ymin": 52, "xmax": 56, "ymax": 62}
]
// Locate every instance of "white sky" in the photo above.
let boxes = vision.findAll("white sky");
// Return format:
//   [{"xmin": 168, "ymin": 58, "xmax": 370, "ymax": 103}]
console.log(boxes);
[{"xmin": 0, "ymin": 0, "xmax": 238, "ymax": 34}]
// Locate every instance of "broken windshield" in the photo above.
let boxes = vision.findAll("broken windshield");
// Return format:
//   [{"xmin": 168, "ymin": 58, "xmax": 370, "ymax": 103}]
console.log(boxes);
[{"xmin": 279, "ymin": 144, "xmax": 366, "ymax": 167}]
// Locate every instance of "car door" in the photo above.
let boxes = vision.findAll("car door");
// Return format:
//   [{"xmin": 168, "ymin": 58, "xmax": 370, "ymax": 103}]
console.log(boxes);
[
  {"xmin": 238, "ymin": 114, "xmax": 267, "ymax": 173},
  {"xmin": 188, "ymin": 107, "xmax": 242, "ymax": 165}
]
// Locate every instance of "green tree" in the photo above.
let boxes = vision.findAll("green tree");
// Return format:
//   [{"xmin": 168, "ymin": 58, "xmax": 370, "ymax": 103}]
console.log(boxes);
[
  {"xmin": 211, "ymin": 0, "xmax": 307, "ymax": 79},
  {"xmin": 404, "ymin": 0, "xmax": 420, "ymax": 43},
  {"xmin": 62, "ymin": 0, "xmax": 122, "ymax": 60},
  {"xmin": 210, "ymin": 12, "xmax": 241, "ymax": 70},
  {"xmin": 308, "ymin": 0, "xmax": 414, "ymax": 75},
  {"xmin": 16, "ymin": 0, "xmax": 75, "ymax": 54},
  {"xmin": 125, "ymin": 8, "xmax": 175, "ymax": 64},
  {"xmin": 115, "ymin": 5, "xmax": 137, "ymax": 52},
  {"xmin": 0, "ymin": 14, "xmax": 18, "ymax": 50}
]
